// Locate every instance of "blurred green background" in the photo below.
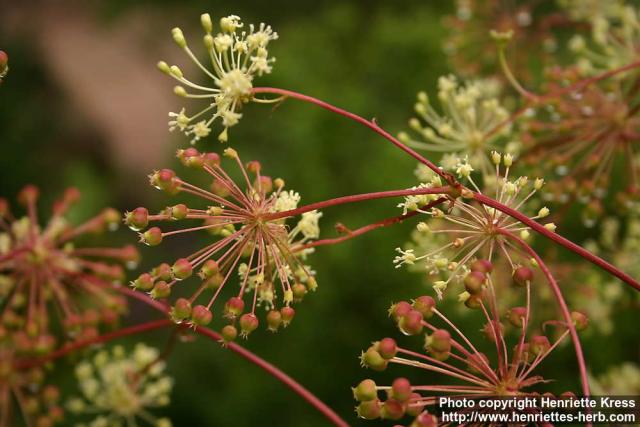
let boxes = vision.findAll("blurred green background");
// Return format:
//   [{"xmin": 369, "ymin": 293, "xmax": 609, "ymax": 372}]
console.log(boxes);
[{"xmin": 0, "ymin": 1, "xmax": 638, "ymax": 426}]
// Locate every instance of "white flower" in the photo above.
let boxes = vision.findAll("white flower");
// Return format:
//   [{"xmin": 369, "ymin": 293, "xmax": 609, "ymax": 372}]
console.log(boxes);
[
  {"xmin": 297, "ymin": 210, "xmax": 322, "ymax": 239},
  {"xmin": 273, "ymin": 190, "xmax": 301, "ymax": 213}
]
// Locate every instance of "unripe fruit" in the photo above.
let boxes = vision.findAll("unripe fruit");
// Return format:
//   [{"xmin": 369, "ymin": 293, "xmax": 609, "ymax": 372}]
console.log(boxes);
[
  {"xmin": 356, "ymin": 399, "xmax": 381, "ymax": 420},
  {"xmin": 530, "ymin": 335, "xmax": 551, "ymax": 356},
  {"xmin": 280, "ymin": 306, "xmax": 295, "ymax": 326},
  {"xmin": 266, "ymin": 310, "xmax": 282, "ymax": 332},
  {"xmin": 571, "ymin": 311, "xmax": 589, "ymax": 331},
  {"xmin": 470, "ymin": 259, "xmax": 493, "ymax": 273},
  {"xmin": 513, "ymin": 266, "xmax": 534, "ymax": 287},
  {"xmin": 171, "ymin": 298, "xmax": 192, "ymax": 321},
  {"xmin": 223, "ymin": 297, "xmax": 244, "ymax": 319},
  {"xmin": 132, "ymin": 273, "xmax": 154, "ymax": 291},
  {"xmin": 211, "ymin": 179, "xmax": 231, "ymax": 197},
  {"xmin": 353, "ymin": 379, "xmax": 377, "ymax": 402},
  {"xmin": 466, "ymin": 352, "xmax": 490, "ymax": 374},
  {"xmin": 464, "ymin": 294, "xmax": 483, "ymax": 309},
  {"xmin": 151, "ymin": 169, "xmax": 177, "ymax": 192},
  {"xmin": 398, "ymin": 310, "xmax": 423, "ymax": 336},
  {"xmin": 381, "ymin": 398, "xmax": 405, "ymax": 420},
  {"xmin": 507, "ymin": 306, "xmax": 527, "ymax": 328},
  {"xmin": 413, "ymin": 411, "xmax": 438, "ymax": 427},
  {"xmin": 239, "ymin": 313, "xmax": 259, "ymax": 337},
  {"xmin": 124, "ymin": 207, "xmax": 149, "ymax": 231},
  {"xmin": 191, "ymin": 305, "xmax": 212, "ymax": 326},
  {"xmin": 202, "ymin": 152, "xmax": 221, "ymax": 168},
  {"xmin": 412, "ymin": 296, "xmax": 435, "ymax": 319},
  {"xmin": 361, "ymin": 348, "xmax": 388, "ymax": 371},
  {"xmin": 377, "ymin": 338, "xmax": 397, "ymax": 359},
  {"xmin": 199, "ymin": 260, "xmax": 219, "ymax": 279},
  {"xmin": 141, "ymin": 227, "xmax": 163, "ymax": 246},
  {"xmin": 390, "ymin": 377, "xmax": 412, "ymax": 402},
  {"xmin": 220, "ymin": 324, "xmax": 238, "ymax": 344},
  {"xmin": 464, "ymin": 271, "xmax": 486, "ymax": 295},
  {"xmin": 171, "ymin": 258, "xmax": 193, "ymax": 280},
  {"xmin": 150, "ymin": 281, "xmax": 171, "ymax": 299},
  {"xmin": 291, "ymin": 283, "xmax": 307, "ymax": 302},
  {"xmin": 389, "ymin": 301, "xmax": 412, "ymax": 321},
  {"xmin": 254, "ymin": 176, "xmax": 273, "ymax": 193},
  {"xmin": 482, "ymin": 320, "xmax": 504, "ymax": 343},
  {"xmin": 169, "ymin": 204, "xmax": 188, "ymax": 220},
  {"xmin": 426, "ymin": 329, "xmax": 451, "ymax": 354},
  {"xmin": 152, "ymin": 263, "xmax": 173, "ymax": 281}
]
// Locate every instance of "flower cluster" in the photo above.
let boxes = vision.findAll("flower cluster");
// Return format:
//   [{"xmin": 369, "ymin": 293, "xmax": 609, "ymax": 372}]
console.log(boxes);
[
  {"xmin": 0, "ymin": 186, "xmax": 136, "ymax": 350},
  {"xmin": 159, "ymin": 14, "xmax": 278, "ymax": 144},
  {"xmin": 398, "ymin": 75, "xmax": 512, "ymax": 176},
  {"xmin": 126, "ymin": 148, "xmax": 320, "ymax": 340},
  {"xmin": 521, "ymin": 67, "xmax": 640, "ymax": 219},
  {"xmin": 66, "ymin": 344, "xmax": 173, "ymax": 427},
  {"xmin": 568, "ymin": 4, "xmax": 640, "ymax": 75},
  {"xmin": 395, "ymin": 154, "xmax": 552, "ymax": 299},
  {"xmin": 355, "ymin": 267, "xmax": 588, "ymax": 425}
]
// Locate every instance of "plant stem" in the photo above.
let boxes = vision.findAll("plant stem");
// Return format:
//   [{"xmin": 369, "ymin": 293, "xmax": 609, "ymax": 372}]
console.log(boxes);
[
  {"xmin": 476, "ymin": 192, "xmax": 640, "ymax": 290},
  {"xmin": 265, "ymin": 186, "xmax": 448, "ymax": 221},
  {"xmin": 499, "ymin": 229, "xmax": 590, "ymax": 398}
]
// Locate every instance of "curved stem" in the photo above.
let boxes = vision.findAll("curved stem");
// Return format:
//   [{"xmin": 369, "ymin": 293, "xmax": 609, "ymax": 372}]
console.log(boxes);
[
  {"xmin": 252, "ymin": 87, "xmax": 454, "ymax": 184},
  {"xmin": 18, "ymin": 289, "xmax": 350, "ymax": 427},
  {"xmin": 265, "ymin": 186, "xmax": 449, "ymax": 221},
  {"xmin": 476, "ymin": 193, "xmax": 639, "ymax": 290},
  {"xmin": 499, "ymin": 229, "xmax": 590, "ymax": 398}
]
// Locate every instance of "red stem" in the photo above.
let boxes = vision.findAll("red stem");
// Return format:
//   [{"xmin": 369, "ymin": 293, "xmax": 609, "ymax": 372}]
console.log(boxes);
[
  {"xmin": 253, "ymin": 86, "xmax": 639, "ymax": 290},
  {"xmin": 499, "ymin": 229, "xmax": 590, "ymax": 398},
  {"xmin": 17, "ymin": 289, "xmax": 349, "ymax": 427},
  {"xmin": 476, "ymin": 193, "xmax": 640, "ymax": 290},
  {"xmin": 265, "ymin": 187, "xmax": 449, "ymax": 221},
  {"xmin": 252, "ymin": 87, "xmax": 453, "ymax": 183}
]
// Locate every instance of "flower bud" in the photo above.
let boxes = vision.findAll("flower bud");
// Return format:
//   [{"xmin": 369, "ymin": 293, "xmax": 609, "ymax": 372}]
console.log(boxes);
[
  {"xmin": 571, "ymin": 311, "xmax": 588, "ymax": 331},
  {"xmin": 157, "ymin": 61, "xmax": 171, "ymax": 74},
  {"xmin": 513, "ymin": 266, "xmax": 534, "ymax": 287},
  {"xmin": 412, "ymin": 296, "xmax": 435, "ymax": 319},
  {"xmin": 171, "ymin": 298, "xmax": 192, "ymax": 321},
  {"xmin": 200, "ymin": 13, "xmax": 213, "ymax": 33},
  {"xmin": 266, "ymin": 310, "xmax": 282, "ymax": 332},
  {"xmin": 18, "ymin": 185, "xmax": 39, "ymax": 206},
  {"xmin": 280, "ymin": 306, "xmax": 295, "ymax": 326},
  {"xmin": 223, "ymin": 297, "xmax": 244, "ymax": 319},
  {"xmin": 381, "ymin": 398, "xmax": 405, "ymax": 420},
  {"xmin": 141, "ymin": 227, "xmax": 163, "ymax": 246},
  {"xmin": 356, "ymin": 399, "xmax": 381, "ymax": 420},
  {"xmin": 530, "ymin": 335, "xmax": 551, "ymax": 356},
  {"xmin": 470, "ymin": 259, "xmax": 493, "ymax": 273},
  {"xmin": 507, "ymin": 306, "xmax": 527, "ymax": 328},
  {"xmin": 171, "ymin": 27, "xmax": 187, "ymax": 48},
  {"xmin": 171, "ymin": 258, "xmax": 193, "ymax": 280},
  {"xmin": 239, "ymin": 313, "xmax": 259, "ymax": 337},
  {"xmin": 361, "ymin": 347, "xmax": 388, "ymax": 371},
  {"xmin": 132, "ymin": 273, "xmax": 154, "ymax": 291},
  {"xmin": 390, "ymin": 377, "xmax": 412, "ymax": 402},
  {"xmin": 398, "ymin": 310, "xmax": 423, "ymax": 336},
  {"xmin": 377, "ymin": 337, "xmax": 397, "ymax": 359},
  {"xmin": 191, "ymin": 305, "xmax": 213, "ymax": 326},
  {"xmin": 464, "ymin": 271, "xmax": 486, "ymax": 295},
  {"xmin": 353, "ymin": 379, "xmax": 377, "ymax": 402}
]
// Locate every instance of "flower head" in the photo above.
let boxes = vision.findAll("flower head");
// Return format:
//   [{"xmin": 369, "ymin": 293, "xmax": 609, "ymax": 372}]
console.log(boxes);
[
  {"xmin": 127, "ymin": 148, "xmax": 320, "ymax": 339},
  {"xmin": 0, "ymin": 186, "xmax": 135, "ymax": 348},
  {"xmin": 395, "ymin": 154, "xmax": 551, "ymax": 299},
  {"xmin": 66, "ymin": 344, "xmax": 173, "ymax": 427},
  {"xmin": 355, "ymin": 278, "xmax": 583, "ymax": 425},
  {"xmin": 159, "ymin": 14, "xmax": 278, "ymax": 143},
  {"xmin": 398, "ymin": 76, "xmax": 513, "ymax": 177}
]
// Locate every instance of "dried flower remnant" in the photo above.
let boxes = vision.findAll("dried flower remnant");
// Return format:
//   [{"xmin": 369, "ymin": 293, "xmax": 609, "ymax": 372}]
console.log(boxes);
[
  {"xmin": 126, "ymin": 148, "xmax": 320, "ymax": 339},
  {"xmin": 395, "ymin": 154, "xmax": 553, "ymax": 299},
  {"xmin": 355, "ymin": 281, "xmax": 585, "ymax": 425},
  {"xmin": 66, "ymin": 344, "xmax": 173, "ymax": 427},
  {"xmin": 159, "ymin": 14, "xmax": 278, "ymax": 143},
  {"xmin": 398, "ymin": 75, "xmax": 513, "ymax": 176},
  {"xmin": 0, "ymin": 186, "xmax": 136, "ymax": 346},
  {"xmin": 522, "ymin": 67, "xmax": 640, "ymax": 221}
]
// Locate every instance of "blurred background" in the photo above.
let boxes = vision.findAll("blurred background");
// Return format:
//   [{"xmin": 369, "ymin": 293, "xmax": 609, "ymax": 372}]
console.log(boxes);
[{"xmin": 0, "ymin": 1, "xmax": 638, "ymax": 426}]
